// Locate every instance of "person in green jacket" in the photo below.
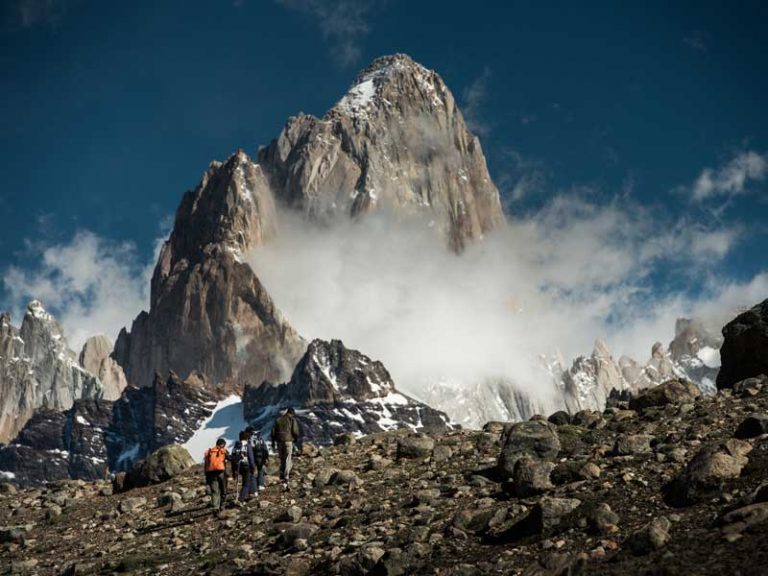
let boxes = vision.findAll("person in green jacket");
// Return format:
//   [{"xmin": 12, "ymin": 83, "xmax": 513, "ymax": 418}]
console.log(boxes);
[{"xmin": 271, "ymin": 407, "xmax": 301, "ymax": 490}]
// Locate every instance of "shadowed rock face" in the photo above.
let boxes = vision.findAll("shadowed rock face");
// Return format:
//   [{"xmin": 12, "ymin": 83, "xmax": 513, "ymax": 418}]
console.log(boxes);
[
  {"xmin": 717, "ymin": 299, "xmax": 768, "ymax": 389},
  {"xmin": 259, "ymin": 53, "xmax": 505, "ymax": 253},
  {"xmin": 113, "ymin": 151, "xmax": 305, "ymax": 390},
  {"xmin": 0, "ymin": 372, "xmax": 218, "ymax": 485},
  {"xmin": 0, "ymin": 302, "xmax": 103, "ymax": 443},
  {"xmin": 243, "ymin": 339, "xmax": 454, "ymax": 443}
]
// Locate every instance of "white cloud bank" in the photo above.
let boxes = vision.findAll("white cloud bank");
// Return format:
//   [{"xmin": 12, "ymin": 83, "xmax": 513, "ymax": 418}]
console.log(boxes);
[
  {"xmin": 247, "ymin": 196, "xmax": 763, "ymax": 409},
  {"xmin": 1, "ymin": 191, "xmax": 762, "ymax": 418},
  {"xmin": 2, "ymin": 231, "xmax": 165, "ymax": 351}
]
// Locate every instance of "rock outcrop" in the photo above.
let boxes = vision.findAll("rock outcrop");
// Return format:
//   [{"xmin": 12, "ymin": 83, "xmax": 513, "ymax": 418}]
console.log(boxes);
[
  {"xmin": 243, "ymin": 339, "xmax": 454, "ymax": 443},
  {"xmin": 0, "ymin": 302, "xmax": 103, "ymax": 443},
  {"xmin": 259, "ymin": 53, "xmax": 505, "ymax": 252},
  {"xmin": 717, "ymin": 299, "xmax": 768, "ymax": 389},
  {"xmin": 79, "ymin": 335, "xmax": 127, "ymax": 400},
  {"xmin": 113, "ymin": 151, "xmax": 305, "ymax": 390}
]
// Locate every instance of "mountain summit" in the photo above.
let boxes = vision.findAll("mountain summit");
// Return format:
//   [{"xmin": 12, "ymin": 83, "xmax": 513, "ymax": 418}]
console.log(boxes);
[
  {"xmin": 259, "ymin": 53, "xmax": 505, "ymax": 252},
  {"xmin": 114, "ymin": 54, "xmax": 505, "ymax": 392}
]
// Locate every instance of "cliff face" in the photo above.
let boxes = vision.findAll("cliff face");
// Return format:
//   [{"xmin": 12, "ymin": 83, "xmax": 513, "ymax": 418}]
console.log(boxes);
[
  {"xmin": 0, "ymin": 302, "xmax": 103, "ymax": 443},
  {"xmin": 113, "ymin": 151, "xmax": 305, "ymax": 391},
  {"xmin": 259, "ymin": 54, "xmax": 505, "ymax": 252},
  {"xmin": 243, "ymin": 339, "xmax": 454, "ymax": 443},
  {"xmin": 0, "ymin": 371, "xmax": 218, "ymax": 485}
]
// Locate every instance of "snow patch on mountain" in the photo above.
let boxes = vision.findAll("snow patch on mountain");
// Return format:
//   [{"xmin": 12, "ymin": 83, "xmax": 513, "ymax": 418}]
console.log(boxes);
[{"xmin": 182, "ymin": 395, "xmax": 246, "ymax": 461}]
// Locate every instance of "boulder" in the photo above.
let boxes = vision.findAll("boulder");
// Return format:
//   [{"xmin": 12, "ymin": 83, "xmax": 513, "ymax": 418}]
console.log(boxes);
[
  {"xmin": 527, "ymin": 497, "xmax": 581, "ymax": 533},
  {"xmin": 665, "ymin": 440, "xmax": 752, "ymax": 506},
  {"xmin": 628, "ymin": 379, "xmax": 701, "ymax": 411},
  {"xmin": 627, "ymin": 516, "xmax": 671, "ymax": 554},
  {"xmin": 613, "ymin": 434, "xmax": 653, "ymax": 456},
  {"xmin": 547, "ymin": 411, "xmax": 571, "ymax": 426},
  {"xmin": 717, "ymin": 299, "xmax": 768, "ymax": 389},
  {"xmin": 397, "ymin": 435, "xmax": 435, "ymax": 459},
  {"xmin": 124, "ymin": 444, "xmax": 195, "ymax": 490},
  {"xmin": 498, "ymin": 420, "xmax": 561, "ymax": 477},
  {"xmin": 587, "ymin": 503, "xmax": 619, "ymax": 534},
  {"xmin": 735, "ymin": 413, "xmax": 768, "ymax": 439},
  {"xmin": 508, "ymin": 457, "xmax": 555, "ymax": 497},
  {"xmin": 277, "ymin": 523, "xmax": 319, "ymax": 548}
]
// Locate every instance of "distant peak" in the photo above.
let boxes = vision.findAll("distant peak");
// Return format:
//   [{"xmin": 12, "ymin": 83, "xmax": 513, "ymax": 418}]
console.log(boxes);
[
  {"xmin": 26, "ymin": 300, "xmax": 51, "ymax": 320},
  {"xmin": 332, "ymin": 53, "xmax": 445, "ymax": 120}
]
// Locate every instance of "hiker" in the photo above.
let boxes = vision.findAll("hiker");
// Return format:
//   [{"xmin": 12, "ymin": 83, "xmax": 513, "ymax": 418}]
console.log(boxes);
[
  {"xmin": 203, "ymin": 438, "xmax": 229, "ymax": 512},
  {"xmin": 245, "ymin": 426, "xmax": 269, "ymax": 494},
  {"xmin": 271, "ymin": 407, "xmax": 301, "ymax": 490},
  {"xmin": 232, "ymin": 430, "xmax": 255, "ymax": 504}
]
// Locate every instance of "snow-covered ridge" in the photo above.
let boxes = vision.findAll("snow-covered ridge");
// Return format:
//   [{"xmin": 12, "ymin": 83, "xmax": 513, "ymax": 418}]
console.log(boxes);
[{"xmin": 332, "ymin": 53, "xmax": 445, "ymax": 120}]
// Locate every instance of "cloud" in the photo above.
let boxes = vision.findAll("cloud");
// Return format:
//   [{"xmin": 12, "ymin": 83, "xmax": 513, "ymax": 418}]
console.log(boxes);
[
  {"xmin": 276, "ymin": 0, "xmax": 385, "ymax": 67},
  {"xmin": 689, "ymin": 150, "xmax": 767, "ymax": 202},
  {"xmin": 247, "ymin": 195, "xmax": 753, "ymax": 424},
  {"xmin": 461, "ymin": 67, "xmax": 492, "ymax": 137},
  {"xmin": 1, "ymin": 228, "xmax": 168, "ymax": 351}
]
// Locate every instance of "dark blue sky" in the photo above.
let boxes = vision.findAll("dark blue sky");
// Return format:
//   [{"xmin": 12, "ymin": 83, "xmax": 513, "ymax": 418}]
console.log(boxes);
[{"xmin": 1, "ymin": 0, "xmax": 766, "ymax": 313}]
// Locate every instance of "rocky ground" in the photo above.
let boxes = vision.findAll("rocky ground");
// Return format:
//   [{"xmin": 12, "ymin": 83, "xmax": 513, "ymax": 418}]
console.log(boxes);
[{"xmin": 1, "ymin": 377, "xmax": 767, "ymax": 576}]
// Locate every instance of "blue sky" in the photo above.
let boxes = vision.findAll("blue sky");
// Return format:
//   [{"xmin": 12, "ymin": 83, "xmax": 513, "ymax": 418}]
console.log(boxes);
[{"xmin": 0, "ymin": 0, "xmax": 766, "ymax": 352}]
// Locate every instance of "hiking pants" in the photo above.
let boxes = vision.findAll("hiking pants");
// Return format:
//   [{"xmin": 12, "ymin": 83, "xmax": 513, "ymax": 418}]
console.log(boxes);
[
  {"xmin": 256, "ymin": 463, "xmax": 266, "ymax": 488},
  {"xmin": 238, "ymin": 466, "xmax": 253, "ymax": 502},
  {"xmin": 205, "ymin": 471, "xmax": 226, "ymax": 510},
  {"xmin": 248, "ymin": 464, "xmax": 266, "ymax": 495},
  {"xmin": 278, "ymin": 441, "xmax": 293, "ymax": 481}
]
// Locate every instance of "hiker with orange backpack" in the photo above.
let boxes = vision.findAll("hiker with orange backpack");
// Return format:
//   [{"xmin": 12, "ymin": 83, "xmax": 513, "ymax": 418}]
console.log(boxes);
[{"xmin": 204, "ymin": 438, "xmax": 229, "ymax": 512}]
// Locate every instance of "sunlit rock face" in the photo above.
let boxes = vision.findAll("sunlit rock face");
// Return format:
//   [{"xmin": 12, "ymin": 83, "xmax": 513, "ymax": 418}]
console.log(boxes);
[
  {"xmin": 259, "ymin": 53, "xmax": 505, "ymax": 252},
  {"xmin": 113, "ymin": 151, "xmax": 305, "ymax": 391},
  {"xmin": 0, "ymin": 302, "xmax": 103, "ymax": 443}
]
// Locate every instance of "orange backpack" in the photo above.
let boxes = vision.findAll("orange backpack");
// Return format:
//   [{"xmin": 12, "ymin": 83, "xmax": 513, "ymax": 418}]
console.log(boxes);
[{"xmin": 205, "ymin": 446, "xmax": 228, "ymax": 472}]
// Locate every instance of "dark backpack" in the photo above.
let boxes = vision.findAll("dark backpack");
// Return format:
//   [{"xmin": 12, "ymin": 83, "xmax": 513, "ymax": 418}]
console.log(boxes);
[{"xmin": 232, "ymin": 441, "xmax": 250, "ymax": 470}]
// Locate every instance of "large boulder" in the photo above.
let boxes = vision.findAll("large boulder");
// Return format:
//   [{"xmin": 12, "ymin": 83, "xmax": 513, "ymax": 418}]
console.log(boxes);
[
  {"xmin": 123, "ymin": 444, "xmax": 195, "ymax": 491},
  {"xmin": 498, "ymin": 420, "xmax": 561, "ymax": 477},
  {"xmin": 717, "ymin": 299, "xmax": 768, "ymax": 389},
  {"xmin": 628, "ymin": 379, "xmax": 701, "ymax": 411},
  {"xmin": 664, "ymin": 439, "xmax": 752, "ymax": 506}
]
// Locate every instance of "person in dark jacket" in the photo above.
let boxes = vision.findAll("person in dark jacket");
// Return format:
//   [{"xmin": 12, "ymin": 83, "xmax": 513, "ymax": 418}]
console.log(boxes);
[
  {"xmin": 271, "ymin": 407, "xmax": 301, "ymax": 490},
  {"xmin": 244, "ymin": 426, "xmax": 269, "ymax": 495},
  {"xmin": 232, "ymin": 430, "xmax": 255, "ymax": 504}
]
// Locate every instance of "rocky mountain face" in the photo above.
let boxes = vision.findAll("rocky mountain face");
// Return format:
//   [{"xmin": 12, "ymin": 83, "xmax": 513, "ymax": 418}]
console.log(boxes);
[
  {"xmin": 113, "ymin": 151, "xmax": 306, "ymax": 391},
  {"xmin": 259, "ymin": 53, "xmax": 505, "ymax": 253},
  {"xmin": 79, "ymin": 335, "xmax": 127, "ymax": 400},
  {"xmin": 555, "ymin": 316, "xmax": 725, "ymax": 414},
  {"xmin": 669, "ymin": 318, "xmax": 722, "ymax": 394},
  {"xmin": 717, "ymin": 298, "xmax": 768, "ymax": 389},
  {"xmin": 0, "ymin": 301, "xmax": 104, "ymax": 444},
  {"xmin": 112, "ymin": 54, "xmax": 505, "ymax": 400},
  {"xmin": 420, "ymin": 376, "xmax": 545, "ymax": 430},
  {"xmin": 0, "ymin": 372, "xmax": 218, "ymax": 486},
  {"xmin": 243, "ymin": 339, "xmax": 454, "ymax": 443},
  {"xmin": 1, "ymin": 375, "xmax": 766, "ymax": 575}
]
